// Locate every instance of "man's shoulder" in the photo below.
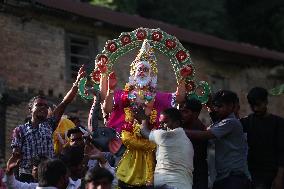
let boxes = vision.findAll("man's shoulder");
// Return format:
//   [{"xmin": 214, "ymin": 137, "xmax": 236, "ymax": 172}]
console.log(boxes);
[
  {"xmin": 218, "ymin": 116, "xmax": 240, "ymax": 127},
  {"xmin": 150, "ymin": 129, "xmax": 165, "ymax": 135},
  {"xmin": 240, "ymin": 114, "xmax": 252, "ymax": 121},
  {"xmin": 189, "ymin": 119, "xmax": 206, "ymax": 131},
  {"xmin": 149, "ymin": 129, "xmax": 168, "ymax": 139},
  {"xmin": 12, "ymin": 124, "xmax": 26, "ymax": 138},
  {"xmin": 15, "ymin": 122, "xmax": 30, "ymax": 132},
  {"xmin": 45, "ymin": 117, "xmax": 57, "ymax": 127},
  {"xmin": 268, "ymin": 113, "xmax": 284, "ymax": 120}
]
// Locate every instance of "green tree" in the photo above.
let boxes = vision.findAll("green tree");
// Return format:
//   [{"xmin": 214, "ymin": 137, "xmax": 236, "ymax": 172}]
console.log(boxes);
[
  {"xmin": 89, "ymin": 0, "xmax": 284, "ymax": 51},
  {"xmin": 226, "ymin": 0, "xmax": 284, "ymax": 51}
]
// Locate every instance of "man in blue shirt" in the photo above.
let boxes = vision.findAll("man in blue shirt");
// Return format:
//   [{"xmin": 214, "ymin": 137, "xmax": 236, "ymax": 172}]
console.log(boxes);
[{"xmin": 185, "ymin": 90, "xmax": 250, "ymax": 189}]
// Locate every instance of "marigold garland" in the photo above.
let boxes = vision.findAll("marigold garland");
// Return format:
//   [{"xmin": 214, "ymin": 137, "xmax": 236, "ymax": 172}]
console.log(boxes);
[{"xmin": 123, "ymin": 106, "xmax": 158, "ymax": 132}]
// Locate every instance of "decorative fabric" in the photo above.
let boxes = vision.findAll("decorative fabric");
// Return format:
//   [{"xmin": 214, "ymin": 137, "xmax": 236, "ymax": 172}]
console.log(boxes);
[
  {"xmin": 53, "ymin": 118, "xmax": 75, "ymax": 154},
  {"xmin": 107, "ymin": 90, "xmax": 174, "ymax": 133},
  {"xmin": 116, "ymin": 129, "xmax": 156, "ymax": 186}
]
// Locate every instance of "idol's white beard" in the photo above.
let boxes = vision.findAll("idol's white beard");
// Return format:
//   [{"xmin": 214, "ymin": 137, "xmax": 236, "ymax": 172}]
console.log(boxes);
[
  {"xmin": 128, "ymin": 75, "xmax": 157, "ymax": 88},
  {"xmin": 135, "ymin": 75, "xmax": 151, "ymax": 88}
]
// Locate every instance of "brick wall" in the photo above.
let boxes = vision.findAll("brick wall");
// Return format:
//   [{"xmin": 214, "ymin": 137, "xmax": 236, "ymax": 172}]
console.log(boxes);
[
  {"xmin": 0, "ymin": 12, "xmax": 94, "ymax": 158},
  {"xmin": 4, "ymin": 102, "xmax": 28, "ymax": 158},
  {"xmin": 0, "ymin": 12, "xmax": 67, "ymax": 97}
]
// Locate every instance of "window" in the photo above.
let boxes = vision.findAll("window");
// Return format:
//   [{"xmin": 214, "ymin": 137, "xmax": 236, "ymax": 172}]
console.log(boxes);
[
  {"xmin": 66, "ymin": 34, "xmax": 97, "ymax": 80},
  {"xmin": 209, "ymin": 75, "xmax": 228, "ymax": 92}
]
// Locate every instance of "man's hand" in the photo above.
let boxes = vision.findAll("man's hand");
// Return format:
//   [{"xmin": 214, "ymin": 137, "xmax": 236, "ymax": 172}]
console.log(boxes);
[
  {"xmin": 108, "ymin": 72, "xmax": 117, "ymax": 90},
  {"xmin": 205, "ymin": 94, "xmax": 213, "ymax": 112},
  {"xmin": 74, "ymin": 65, "xmax": 87, "ymax": 86},
  {"xmin": 84, "ymin": 142, "xmax": 106, "ymax": 164},
  {"xmin": 144, "ymin": 100, "xmax": 154, "ymax": 116},
  {"xmin": 6, "ymin": 152, "xmax": 21, "ymax": 175},
  {"xmin": 133, "ymin": 106, "xmax": 148, "ymax": 124}
]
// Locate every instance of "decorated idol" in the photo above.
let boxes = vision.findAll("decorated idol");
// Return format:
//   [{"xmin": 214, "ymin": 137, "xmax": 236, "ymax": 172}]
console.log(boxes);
[
  {"xmin": 77, "ymin": 28, "xmax": 211, "ymax": 188},
  {"xmin": 102, "ymin": 39, "xmax": 187, "ymax": 187}
]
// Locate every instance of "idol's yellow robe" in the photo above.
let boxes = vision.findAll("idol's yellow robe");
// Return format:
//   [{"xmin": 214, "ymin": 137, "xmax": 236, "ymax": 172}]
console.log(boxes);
[{"xmin": 116, "ymin": 126, "xmax": 156, "ymax": 186}]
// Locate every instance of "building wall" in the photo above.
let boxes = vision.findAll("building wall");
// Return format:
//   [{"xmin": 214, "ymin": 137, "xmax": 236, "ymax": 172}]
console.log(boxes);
[
  {"xmin": 189, "ymin": 49, "xmax": 284, "ymax": 123},
  {"xmin": 0, "ymin": 12, "xmax": 92, "ymax": 158},
  {"xmin": 4, "ymin": 102, "xmax": 27, "ymax": 158},
  {"xmin": 0, "ymin": 12, "xmax": 67, "ymax": 96}
]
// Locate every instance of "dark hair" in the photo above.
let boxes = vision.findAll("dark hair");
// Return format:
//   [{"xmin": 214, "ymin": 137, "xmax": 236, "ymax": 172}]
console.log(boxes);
[
  {"xmin": 38, "ymin": 159, "xmax": 67, "ymax": 187},
  {"xmin": 212, "ymin": 90, "xmax": 238, "ymax": 106},
  {"xmin": 32, "ymin": 156, "xmax": 48, "ymax": 167},
  {"xmin": 48, "ymin": 102, "xmax": 57, "ymax": 111},
  {"xmin": 247, "ymin": 87, "xmax": 268, "ymax": 105},
  {"xmin": 85, "ymin": 166, "xmax": 114, "ymax": 184},
  {"xmin": 67, "ymin": 127, "xmax": 83, "ymax": 138},
  {"xmin": 67, "ymin": 115, "xmax": 80, "ymax": 123},
  {"xmin": 184, "ymin": 98, "xmax": 202, "ymax": 113},
  {"xmin": 59, "ymin": 146, "xmax": 84, "ymax": 168},
  {"xmin": 161, "ymin": 108, "xmax": 183, "ymax": 124},
  {"xmin": 28, "ymin": 95, "xmax": 47, "ymax": 110}
]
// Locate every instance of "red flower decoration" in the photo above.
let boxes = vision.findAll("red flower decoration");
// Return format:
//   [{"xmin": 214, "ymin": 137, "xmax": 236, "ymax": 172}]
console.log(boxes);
[
  {"xmin": 165, "ymin": 39, "xmax": 176, "ymax": 49},
  {"xmin": 121, "ymin": 91, "xmax": 130, "ymax": 107},
  {"xmin": 97, "ymin": 55, "xmax": 108, "ymax": 64},
  {"xmin": 92, "ymin": 70, "xmax": 101, "ymax": 83},
  {"xmin": 106, "ymin": 41, "xmax": 117, "ymax": 52},
  {"xmin": 121, "ymin": 35, "xmax": 131, "ymax": 45},
  {"xmin": 97, "ymin": 63, "xmax": 107, "ymax": 73},
  {"xmin": 152, "ymin": 31, "xmax": 163, "ymax": 41},
  {"xmin": 136, "ymin": 29, "xmax": 147, "ymax": 40},
  {"xmin": 122, "ymin": 122, "xmax": 133, "ymax": 132},
  {"xmin": 180, "ymin": 65, "xmax": 193, "ymax": 78},
  {"xmin": 186, "ymin": 81, "xmax": 196, "ymax": 92},
  {"xmin": 176, "ymin": 50, "xmax": 188, "ymax": 62}
]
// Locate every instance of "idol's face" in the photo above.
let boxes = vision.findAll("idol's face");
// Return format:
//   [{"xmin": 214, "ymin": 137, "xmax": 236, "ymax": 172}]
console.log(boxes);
[{"xmin": 134, "ymin": 61, "xmax": 151, "ymax": 87}]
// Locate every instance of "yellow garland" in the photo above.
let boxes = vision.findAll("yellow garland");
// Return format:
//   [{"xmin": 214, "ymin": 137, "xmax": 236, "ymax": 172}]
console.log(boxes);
[
  {"xmin": 124, "ymin": 83, "xmax": 130, "ymax": 91},
  {"xmin": 149, "ymin": 109, "xmax": 157, "ymax": 124},
  {"xmin": 124, "ymin": 107, "xmax": 134, "ymax": 122},
  {"xmin": 133, "ymin": 122, "xmax": 142, "ymax": 136}
]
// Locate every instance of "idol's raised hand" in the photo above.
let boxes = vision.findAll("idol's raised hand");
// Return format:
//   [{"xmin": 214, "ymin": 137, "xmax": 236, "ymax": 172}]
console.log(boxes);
[{"xmin": 108, "ymin": 71, "xmax": 117, "ymax": 90}]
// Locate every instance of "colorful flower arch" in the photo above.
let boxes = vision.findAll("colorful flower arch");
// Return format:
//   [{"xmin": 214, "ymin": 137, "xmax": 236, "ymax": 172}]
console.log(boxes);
[{"xmin": 79, "ymin": 27, "xmax": 211, "ymax": 103}]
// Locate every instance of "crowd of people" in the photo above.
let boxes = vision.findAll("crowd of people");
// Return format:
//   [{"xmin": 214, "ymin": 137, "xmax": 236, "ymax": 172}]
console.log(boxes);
[{"xmin": 0, "ymin": 39, "xmax": 283, "ymax": 189}]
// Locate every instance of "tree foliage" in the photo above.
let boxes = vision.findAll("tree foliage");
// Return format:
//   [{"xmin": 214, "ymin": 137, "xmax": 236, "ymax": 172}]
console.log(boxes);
[{"xmin": 89, "ymin": 0, "xmax": 284, "ymax": 51}]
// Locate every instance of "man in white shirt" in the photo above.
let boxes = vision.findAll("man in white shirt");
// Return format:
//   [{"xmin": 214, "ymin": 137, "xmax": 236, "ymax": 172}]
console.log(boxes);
[{"xmin": 140, "ymin": 107, "xmax": 194, "ymax": 189}]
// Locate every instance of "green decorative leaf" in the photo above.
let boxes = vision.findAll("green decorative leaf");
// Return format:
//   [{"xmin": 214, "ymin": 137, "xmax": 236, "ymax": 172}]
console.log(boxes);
[{"xmin": 269, "ymin": 84, "xmax": 284, "ymax": 96}]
